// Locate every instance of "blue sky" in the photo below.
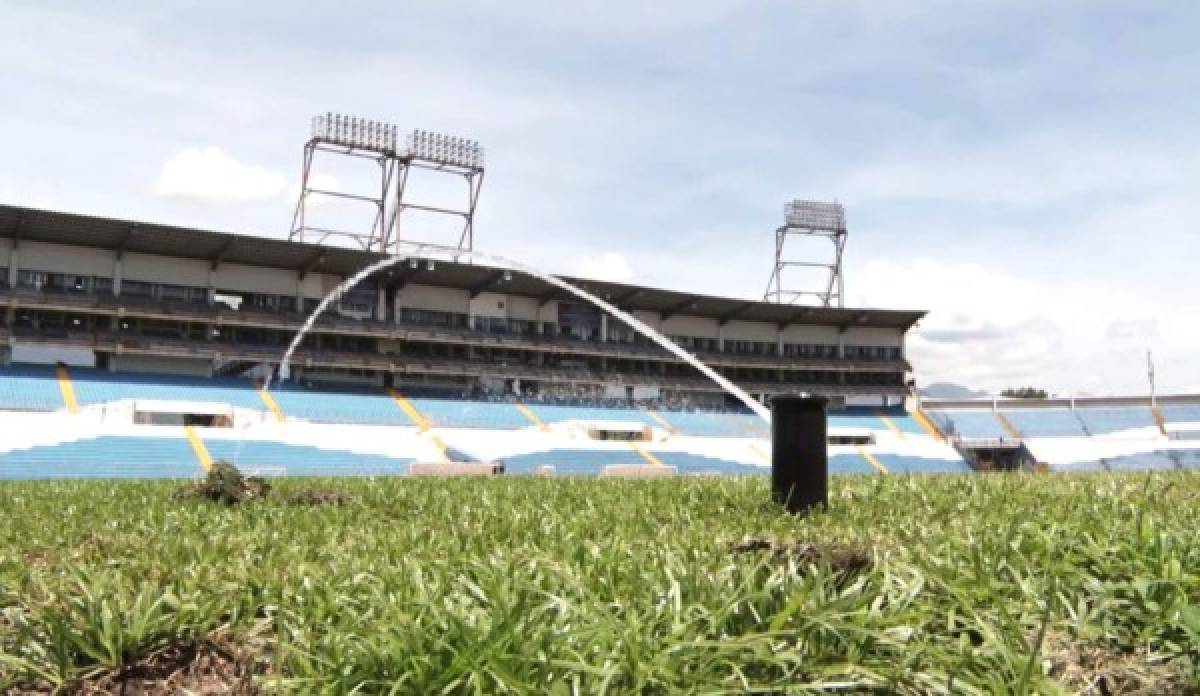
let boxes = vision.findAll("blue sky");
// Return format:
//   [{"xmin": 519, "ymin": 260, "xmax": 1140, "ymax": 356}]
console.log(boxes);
[{"xmin": 1, "ymin": 1, "xmax": 1197, "ymax": 394}]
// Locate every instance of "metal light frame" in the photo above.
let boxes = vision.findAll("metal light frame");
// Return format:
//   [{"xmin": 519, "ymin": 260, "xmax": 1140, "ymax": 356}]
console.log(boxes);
[
  {"xmin": 764, "ymin": 200, "xmax": 847, "ymax": 308},
  {"xmin": 289, "ymin": 114, "xmax": 486, "ymax": 254}
]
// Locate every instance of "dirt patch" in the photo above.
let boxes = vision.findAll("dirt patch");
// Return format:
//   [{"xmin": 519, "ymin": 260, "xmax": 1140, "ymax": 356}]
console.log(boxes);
[
  {"xmin": 282, "ymin": 489, "xmax": 353, "ymax": 506},
  {"xmin": 6, "ymin": 636, "xmax": 268, "ymax": 695},
  {"xmin": 1043, "ymin": 631, "xmax": 1195, "ymax": 695},
  {"xmin": 172, "ymin": 461, "xmax": 270, "ymax": 505},
  {"xmin": 78, "ymin": 636, "xmax": 265, "ymax": 695},
  {"xmin": 730, "ymin": 538, "xmax": 872, "ymax": 575}
]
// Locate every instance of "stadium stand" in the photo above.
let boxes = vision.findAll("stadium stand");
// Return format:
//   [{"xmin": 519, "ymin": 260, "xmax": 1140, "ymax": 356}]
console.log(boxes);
[
  {"xmin": 0, "ymin": 365, "xmax": 64, "ymax": 411},
  {"xmin": 1074, "ymin": 406, "xmax": 1157, "ymax": 435},
  {"xmin": 204, "ymin": 440, "xmax": 412, "ymax": 477},
  {"xmin": 1162, "ymin": 403, "xmax": 1200, "ymax": 423},
  {"xmin": 651, "ymin": 451, "xmax": 764, "ymax": 475},
  {"xmin": 69, "ymin": 368, "xmax": 264, "ymax": 411},
  {"xmin": 873, "ymin": 453, "xmax": 972, "ymax": 474},
  {"xmin": 270, "ymin": 384, "xmax": 407, "ymax": 425},
  {"xmin": 525, "ymin": 402, "xmax": 657, "ymax": 428},
  {"xmin": 1000, "ymin": 408, "xmax": 1087, "ymax": 437},
  {"xmin": 880, "ymin": 412, "xmax": 927, "ymax": 435},
  {"xmin": 500, "ymin": 449, "xmax": 653, "ymax": 476},
  {"xmin": 0, "ymin": 436, "xmax": 200, "ymax": 479},
  {"xmin": 927, "ymin": 409, "xmax": 1008, "ymax": 439},
  {"xmin": 408, "ymin": 397, "xmax": 533, "ymax": 429}
]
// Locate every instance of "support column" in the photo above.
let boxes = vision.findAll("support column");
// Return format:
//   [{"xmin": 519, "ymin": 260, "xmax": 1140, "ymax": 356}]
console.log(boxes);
[
  {"xmin": 6, "ymin": 246, "xmax": 17, "ymax": 288},
  {"xmin": 112, "ymin": 256, "xmax": 123, "ymax": 296},
  {"xmin": 375, "ymin": 282, "xmax": 387, "ymax": 322}
]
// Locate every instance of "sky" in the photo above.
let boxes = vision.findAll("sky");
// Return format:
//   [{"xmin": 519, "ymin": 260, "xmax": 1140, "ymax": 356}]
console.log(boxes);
[{"xmin": 1, "ymin": 0, "xmax": 1197, "ymax": 395}]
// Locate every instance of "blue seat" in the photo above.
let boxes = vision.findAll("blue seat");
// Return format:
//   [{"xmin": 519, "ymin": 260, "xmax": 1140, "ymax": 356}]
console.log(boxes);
[
  {"xmin": 660, "ymin": 411, "xmax": 766, "ymax": 437},
  {"xmin": 410, "ymin": 398, "xmax": 532, "ymax": 429},
  {"xmin": 875, "ymin": 453, "xmax": 971, "ymax": 474},
  {"xmin": 1001, "ymin": 409, "xmax": 1086, "ymax": 437},
  {"xmin": 1075, "ymin": 407, "xmax": 1156, "ymax": 435},
  {"xmin": 0, "ymin": 436, "xmax": 200, "ymax": 479},
  {"xmin": 500, "ymin": 449, "xmax": 645, "ymax": 476},
  {"xmin": 0, "ymin": 365, "xmax": 63, "ymax": 411},
  {"xmin": 928, "ymin": 410, "xmax": 1008, "ymax": 439},
  {"xmin": 527, "ymin": 403, "xmax": 657, "ymax": 427},
  {"xmin": 648, "ymin": 451, "xmax": 763, "ymax": 475},
  {"xmin": 1162, "ymin": 404, "xmax": 1200, "ymax": 424},
  {"xmin": 205, "ymin": 440, "xmax": 411, "ymax": 477},
  {"xmin": 272, "ymin": 385, "xmax": 407, "ymax": 425},
  {"xmin": 70, "ymin": 369, "xmax": 264, "ymax": 410}
]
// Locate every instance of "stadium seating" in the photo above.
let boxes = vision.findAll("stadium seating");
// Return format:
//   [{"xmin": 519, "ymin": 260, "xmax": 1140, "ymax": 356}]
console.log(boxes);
[
  {"xmin": 410, "ymin": 398, "xmax": 532, "ymax": 429},
  {"xmin": 1000, "ymin": 409, "xmax": 1087, "ymax": 437},
  {"xmin": 658, "ymin": 411, "xmax": 767, "ymax": 438},
  {"xmin": 0, "ymin": 365, "xmax": 64, "ymax": 411},
  {"xmin": 927, "ymin": 410, "xmax": 1008, "ymax": 439},
  {"xmin": 204, "ymin": 440, "xmax": 411, "ymax": 477},
  {"xmin": 0, "ymin": 436, "xmax": 200, "ymax": 479},
  {"xmin": 500, "ymin": 449, "xmax": 650, "ymax": 476},
  {"xmin": 1162, "ymin": 404, "xmax": 1200, "ymax": 423},
  {"xmin": 651, "ymin": 451, "xmax": 764, "ymax": 475},
  {"xmin": 873, "ymin": 453, "xmax": 972, "ymax": 474},
  {"xmin": 526, "ymin": 403, "xmax": 657, "ymax": 427},
  {"xmin": 1074, "ymin": 406, "xmax": 1157, "ymax": 435},
  {"xmin": 883, "ymin": 413, "xmax": 928, "ymax": 435},
  {"xmin": 271, "ymin": 385, "xmax": 408, "ymax": 425},
  {"xmin": 70, "ymin": 369, "xmax": 264, "ymax": 410},
  {"xmin": 828, "ymin": 453, "xmax": 883, "ymax": 475}
]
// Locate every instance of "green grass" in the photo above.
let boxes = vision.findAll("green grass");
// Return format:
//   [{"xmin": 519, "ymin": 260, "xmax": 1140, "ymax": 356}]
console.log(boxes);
[{"xmin": 2, "ymin": 472, "xmax": 1199, "ymax": 693}]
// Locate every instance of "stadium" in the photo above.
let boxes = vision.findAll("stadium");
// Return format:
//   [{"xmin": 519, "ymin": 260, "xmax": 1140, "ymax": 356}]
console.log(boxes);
[
  {"xmin": 3, "ymin": 10, "xmax": 1200, "ymax": 686},
  {"xmin": 1, "ymin": 194, "xmax": 1198, "ymax": 478}
]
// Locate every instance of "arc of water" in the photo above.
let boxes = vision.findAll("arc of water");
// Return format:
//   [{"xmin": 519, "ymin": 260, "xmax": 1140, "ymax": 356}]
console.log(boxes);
[{"xmin": 269, "ymin": 245, "xmax": 771, "ymax": 423}]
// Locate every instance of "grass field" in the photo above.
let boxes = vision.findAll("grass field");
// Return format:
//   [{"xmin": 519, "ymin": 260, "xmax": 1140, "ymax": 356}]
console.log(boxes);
[{"xmin": 2, "ymin": 472, "xmax": 1199, "ymax": 694}]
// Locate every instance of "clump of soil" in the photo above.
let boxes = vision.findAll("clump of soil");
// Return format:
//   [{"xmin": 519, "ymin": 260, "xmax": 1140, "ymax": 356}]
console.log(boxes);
[
  {"xmin": 75, "ymin": 636, "xmax": 266, "ymax": 695},
  {"xmin": 282, "ymin": 489, "xmax": 353, "ymax": 506},
  {"xmin": 730, "ymin": 538, "xmax": 872, "ymax": 575},
  {"xmin": 172, "ymin": 460, "xmax": 270, "ymax": 505},
  {"xmin": 1042, "ymin": 630, "xmax": 1194, "ymax": 695}
]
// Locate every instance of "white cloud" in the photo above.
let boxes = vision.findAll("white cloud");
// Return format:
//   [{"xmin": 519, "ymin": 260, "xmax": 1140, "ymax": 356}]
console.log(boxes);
[
  {"xmin": 571, "ymin": 252, "xmax": 636, "ymax": 283},
  {"xmin": 153, "ymin": 147, "xmax": 286, "ymax": 204},
  {"xmin": 849, "ymin": 256, "xmax": 1198, "ymax": 396}
]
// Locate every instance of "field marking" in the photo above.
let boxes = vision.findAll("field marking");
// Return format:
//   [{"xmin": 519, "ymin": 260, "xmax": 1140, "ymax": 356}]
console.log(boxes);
[
  {"xmin": 856, "ymin": 445, "xmax": 888, "ymax": 475},
  {"xmin": 640, "ymin": 407, "xmax": 676, "ymax": 433},
  {"xmin": 389, "ymin": 389, "xmax": 432, "ymax": 430},
  {"xmin": 257, "ymin": 386, "xmax": 285, "ymax": 422},
  {"xmin": 511, "ymin": 400, "xmax": 546, "ymax": 429},
  {"xmin": 630, "ymin": 442, "xmax": 666, "ymax": 467},
  {"xmin": 877, "ymin": 413, "xmax": 905, "ymax": 439},
  {"xmin": 183, "ymin": 425, "xmax": 213, "ymax": 473},
  {"xmin": 55, "ymin": 365, "xmax": 79, "ymax": 414}
]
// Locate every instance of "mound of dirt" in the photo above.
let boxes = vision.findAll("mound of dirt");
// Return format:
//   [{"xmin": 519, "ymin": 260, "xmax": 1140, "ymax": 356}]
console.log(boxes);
[
  {"xmin": 730, "ymin": 538, "xmax": 872, "ymax": 575},
  {"xmin": 76, "ymin": 637, "xmax": 265, "ymax": 695},
  {"xmin": 1042, "ymin": 631, "xmax": 1195, "ymax": 695},
  {"xmin": 172, "ymin": 460, "xmax": 270, "ymax": 505}
]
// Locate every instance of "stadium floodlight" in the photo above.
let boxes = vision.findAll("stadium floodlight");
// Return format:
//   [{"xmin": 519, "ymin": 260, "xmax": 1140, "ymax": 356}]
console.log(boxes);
[
  {"xmin": 405, "ymin": 128, "xmax": 484, "ymax": 169},
  {"xmin": 310, "ymin": 112, "xmax": 401, "ymax": 154}
]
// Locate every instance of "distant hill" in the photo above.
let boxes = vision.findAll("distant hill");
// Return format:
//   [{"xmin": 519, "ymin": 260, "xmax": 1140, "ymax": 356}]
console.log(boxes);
[{"xmin": 919, "ymin": 382, "xmax": 991, "ymax": 399}]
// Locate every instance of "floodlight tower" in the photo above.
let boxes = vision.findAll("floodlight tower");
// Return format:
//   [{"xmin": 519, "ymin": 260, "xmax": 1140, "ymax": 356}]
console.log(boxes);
[
  {"xmin": 763, "ymin": 200, "xmax": 848, "ymax": 308},
  {"xmin": 389, "ymin": 129, "xmax": 485, "ymax": 253},
  {"xmin": 290, "ymin": 113, "xmax": 401, "ymax": 251}
]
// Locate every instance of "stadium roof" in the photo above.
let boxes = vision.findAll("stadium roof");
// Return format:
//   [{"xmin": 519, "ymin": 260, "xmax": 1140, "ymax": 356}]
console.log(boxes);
[{"xmin": 0, "ymin": 203, "xmax": 925, "ymax": 330}]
